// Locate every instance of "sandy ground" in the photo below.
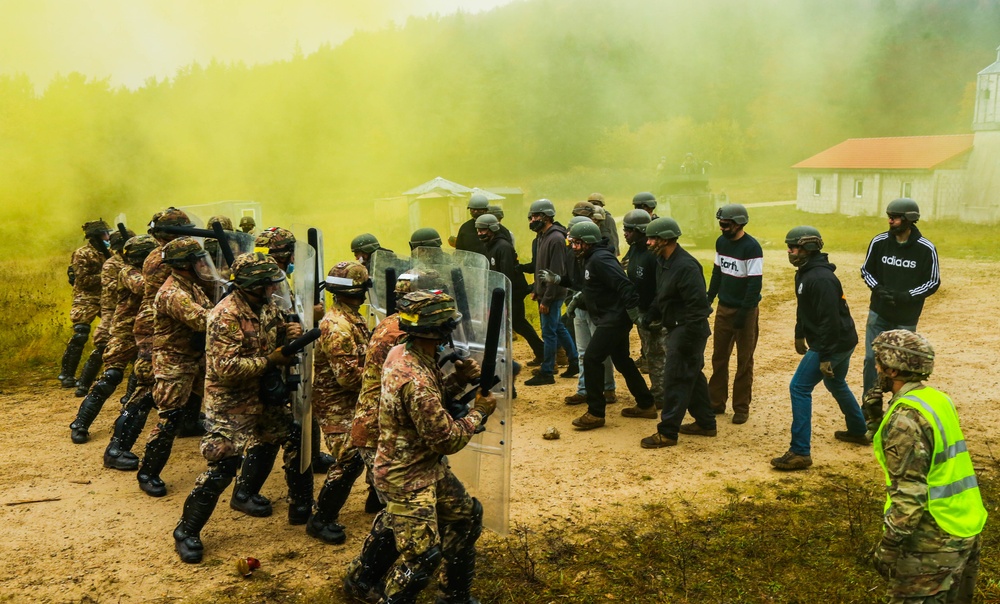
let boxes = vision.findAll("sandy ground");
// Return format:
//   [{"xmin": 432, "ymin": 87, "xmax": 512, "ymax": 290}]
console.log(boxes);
[{"xmin": 2, "ymin": 249, "xmax": 998, "ymax": 603}]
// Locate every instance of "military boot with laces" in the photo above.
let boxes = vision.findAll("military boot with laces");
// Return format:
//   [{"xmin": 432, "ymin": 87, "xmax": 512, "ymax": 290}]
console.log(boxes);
[{"xmin": 770, "ymin": 450, "xmax": 812, "ymax": 471}]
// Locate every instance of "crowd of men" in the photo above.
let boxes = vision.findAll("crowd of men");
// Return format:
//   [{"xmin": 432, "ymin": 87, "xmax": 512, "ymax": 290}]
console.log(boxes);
[{"xmin": 57, "ymin": 192, "xmax": 981, "ymax": 602}]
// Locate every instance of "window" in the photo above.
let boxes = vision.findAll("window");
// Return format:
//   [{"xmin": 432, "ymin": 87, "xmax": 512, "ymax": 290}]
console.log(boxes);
[
  {"xmin": 813, "ymin": 177, "xmax": 822, "ymax": 196},
  {"xmin": 901, "ymin": 181, "xmax": 912, "ymax": 198},
  {"xmin": 854, "ymin": 179, "xmax": 864, "ymax": 198}
]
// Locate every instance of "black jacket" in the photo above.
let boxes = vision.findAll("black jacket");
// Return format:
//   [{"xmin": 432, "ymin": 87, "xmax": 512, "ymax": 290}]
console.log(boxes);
[
  {"xmin": 623, "ymin": 241, "xmax": 658, "ymax": 312},
  {"xmin": 795, "ymin": 253, "xmax": 858, "ymax": 360},
  {"xmin": 484, "ymin": 231, "xmax": 530, "ymax": 297},
  {"xmin": 560, "ymin": 239, "xmax": 638, "ymax": 328},
  {"xmin": 648, "ymin": 244, "xmax": 712, "ymax": 331},
  {"xmin": 530, "ymin": 222, "xmax": 572, "ymax": 306},
  {"xmin": 860, "ymin": 225, "xmax": 939, "ymax": 325},
  {"xmin": 455, "ymin": 218, "xmax": 487, "ymax": 256}
]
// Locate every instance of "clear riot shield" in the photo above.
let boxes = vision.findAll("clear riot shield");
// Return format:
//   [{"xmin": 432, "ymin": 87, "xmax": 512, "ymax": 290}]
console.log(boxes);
[
  {"xmin": 179, "ymin": 200, "xmax": 263, "ymax": 233},
  {"xmin": 369, "ymin": 249, "xmax": 512, "ymax": 535},
  {"xmin": 291, "ymin": 240, "xmax": 317, "ymax": 473}
]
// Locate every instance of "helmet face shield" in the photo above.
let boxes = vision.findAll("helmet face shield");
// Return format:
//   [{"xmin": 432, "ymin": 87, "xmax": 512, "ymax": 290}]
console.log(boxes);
[
  {"xmin": 193, "ymin": 251, "xmax": 223, "ymax": 284},
  {"xmin": 268, "ymin": 278, "xmax": 293, "ymax": 311}
]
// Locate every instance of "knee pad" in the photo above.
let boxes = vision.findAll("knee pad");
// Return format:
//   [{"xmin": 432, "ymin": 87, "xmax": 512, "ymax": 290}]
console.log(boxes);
[
  {"xmin": 94, "ymin": 368, "xmax": 124, "ymax": 397},
  {"xmin": 157, "ymin": 408, "xmax": 186, "ymax": 438},
  {"xmin": 344, "ymin": 453, "xmax": 365, "ymax": 481},
  {"xmin": 401, "ymin": 545, "xmax": 443, "ymax": 586},
  {"xmin": 468, "ymin": 498, "xmax": 484, "ymax": 544},
  {"xmin": 71, "ymin": 323, "xmax": 91, "ymax": 345},
  {"xmin": 202, "ymin": 456, "xmax": 241, "ymax": 494}
]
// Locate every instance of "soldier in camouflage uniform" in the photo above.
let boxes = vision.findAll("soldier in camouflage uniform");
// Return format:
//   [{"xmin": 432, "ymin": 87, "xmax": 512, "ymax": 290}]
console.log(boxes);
[
  {"xmin": 305, "ymin": 261, "xmax": 372, "ymax": 545},
  {"xmin": 74, "ymin": 227, "xmax": 134, "ymax": 396},
  {"xmin": 203, "ymin": 215, "xmax": 233, "ymax": 272},
  {"xmin": 99, "ymin": 235, "xmax": 158, "ymax": 468},
  {"xmin": 345, "ymin": 290, "xmax": 496, "ymax": 604},
  {"xmin": 239, "ymin": 215, "xmax": 255, "ymax": 234},
  {"xmin": 59, "ymin": 219, "xmax": 112, "ymax": 388},
  {"xmin": 69, "ymin": 235, "xmax": 146, "ymax": 445},
  {"xmin": 136, "ymin": 237, "xmax": 215, "ymax": 497},
  {"xmin": 173, "ymin": 252, "xmax": 303, "ymax": 564},
  {"xmin": 869, "ymin": 330, "xmax": 985, "ymax": 603}
]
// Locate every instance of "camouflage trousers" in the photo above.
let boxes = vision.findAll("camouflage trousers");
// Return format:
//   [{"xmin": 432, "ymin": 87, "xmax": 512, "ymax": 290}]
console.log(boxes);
[
  {"xmin": 357, "ymin": 446, "xmax": 382, "ymax": 504},
  {"xmin": 638, "ymin": 326, "xmax": 666, "ymax": 404},
  {"xmin": 382, "ymin": 468, "xmax": 475, "ymax": 600},
  {"xmin": 200, "ymin": 404, "xmax": 295, "ymax": 464},
  {"xmin": 322, "ymin": 431, "xmax": 369, "ymax": 487},
  {"xmin": 886, "ymin": 536, "xmax": 980, "ymax": 603},
  {"xmin": 129, "ymin": 336, "xmax": 155, "ymax": 403},
  {"xmin": 92, "ymin": 308, "xmax": 112, "ymax": 348},
  {"xmin": 102, "ymin": 334, "xmax": 137, "ymax": 372},
  {"xmin": 147, "ymin": 367, "xmax": 204, "ymax": 441},
  {"xmin": 69, "ymin": 296, "xmax": 99, "ymax": 326}
]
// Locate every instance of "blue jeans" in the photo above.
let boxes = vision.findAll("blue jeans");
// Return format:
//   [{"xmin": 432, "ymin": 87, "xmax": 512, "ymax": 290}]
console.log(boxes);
[
  {"xmin": 539, "ymin": 299, "xmax": 577, "ymax": 376},
  {"xmin": 863, "ymin": 310, "xmax": 917, "ymax": 394},
  {"xmin": 788, "ymin": 347, "xmax": 866, "ymax": 456},
  {"xmin": 574, "ymin": 309, "xmax": 614, "ymax": 395}
]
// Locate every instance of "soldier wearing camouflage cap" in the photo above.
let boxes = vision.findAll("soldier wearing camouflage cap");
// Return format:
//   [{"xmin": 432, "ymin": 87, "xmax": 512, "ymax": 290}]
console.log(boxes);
[
  {"xmin": 239, "ymin": 215, "xmax": 256, "ymax": 234},
  {"xmin": 349, "ymin": 290, "xmax": 495, "ymax": 603},
  {"xmin": 588, "ymin": 192, "xmax": 619, "ymax": 254},
  {"xmin": 869, "ymin": 330, "xmax": 985, "ymax": 602},
  {"xmin": 771, "ymin": 226, "xmax": 867, "ymax": 471},
  {"xmin": 58, "ymin": 219, "xmax": 112, "ymax": 389},
  {"xmin": 306, "ymin": 261, "xmax": 373, "ymax": 545},
  {"xmin": 172, "ymin": 252, "xmax": 304, "ymax": 564},
  {"xmin": 255, "ymin": 226, "xmax": 296, "ymax": 273},
  {"xmin": 451, "ymin": 193, "xmax": 489, "ymax": 255}
]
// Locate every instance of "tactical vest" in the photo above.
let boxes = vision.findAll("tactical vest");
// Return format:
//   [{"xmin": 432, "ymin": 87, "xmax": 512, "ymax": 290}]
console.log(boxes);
[{"xmin": 874, "ymin": 386, "xmax": 987, "ymax": 538}]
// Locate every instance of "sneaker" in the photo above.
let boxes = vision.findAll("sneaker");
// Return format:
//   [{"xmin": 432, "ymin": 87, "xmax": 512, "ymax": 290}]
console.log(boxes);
[
  {"xmin": 604, "ymin": 391, "xmax": 617, "ymax": 404},
  {"xmin": 770, "ymin": 450, "xmax": 813, "ymax": 471},
  {"xmin": 526, "ymin": 356, "xmax": 543, "ymax": 367},
  {"xmin": 572, "ymin": 412, "xmax": 606, "ymax": 430},
  {"xmin": 834, "ymin": 430, "xmax": 870, "ymax": 445},
  {"xmin": 564, "ymin": 393, "xmax": 587, "ymax": 405},
  {"xmin": 559, "ymin": 360, "xmax": 579, "ymax": 379},
  {"xmin": 732, "ymin": 412, "xmax": 749, "ymax": 425},
  {"xmin": 678, "ymin": 422, "xmax": 717, "ymax": 437},
  {"xmin": 640, "ymin": 432, "xmax": 677, "ymax": 448},
  {"xmin": 524, "ymin": 373, "xmax": 555, "ymax": 386},
  {"xmin": 621, "ymin": 405, "xmax": 657, "ymax": 419}
]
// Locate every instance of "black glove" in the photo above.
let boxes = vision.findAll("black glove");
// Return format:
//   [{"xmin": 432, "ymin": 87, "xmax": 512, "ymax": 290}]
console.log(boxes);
[
  {"xmin": 892, "ymin": 289, "xmax": 912, "ymax": 306},
  {"xmin": 873, "ymin": 285, "xmax": 895, "ymax": 305},
  {"xmin": 67, "ymin": 267, "xmax": 76, "ymax": 287},
  {"xmin": 732, "ymin": 308, "xmax": 748, "ymax": 330},
  {"xmin": 675, "ymin": 326, "xmax": 698, "ymax": 356},
  {"xmin": 626, "ymin": 307, "xmax": 641, "ymax": 326}
]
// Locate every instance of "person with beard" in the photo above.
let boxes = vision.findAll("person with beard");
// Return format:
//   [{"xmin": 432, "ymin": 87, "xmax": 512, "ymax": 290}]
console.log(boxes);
[
  {"xmin": 450, "ymin": 193, "xmax": 490, "ymax": 256},
  {"xmin": 706, "ymin": 204, "xmax": 763, "ymax": 425},
  {"xmin": 771, "ymin": 226, "xmax": 867, "ymax": 471},
  {"xmin": 860, "ymin": 198, "xmax": 940, "ymax": 402},
  {"xmin": 538, "ymin": 221, "xmax": 653, "ymax": 430}
]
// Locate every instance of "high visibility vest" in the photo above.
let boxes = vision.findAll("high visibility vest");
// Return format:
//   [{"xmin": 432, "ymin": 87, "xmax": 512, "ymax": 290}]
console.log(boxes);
[{"xmin": 874, "ymin": 386, "xmax": 987, "ymax": 538}]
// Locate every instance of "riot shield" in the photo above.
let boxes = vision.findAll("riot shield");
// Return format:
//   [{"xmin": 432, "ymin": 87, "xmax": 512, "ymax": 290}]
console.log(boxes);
[
  {"xmin": 369, "ymin": 249, "xmax": 512, "ymax": 535},
  {"xmin": 179, "ymin": 200, "xmax": 263, "ymax": 233},
  {"xmin": 291, "ymin": 240, "xmax": 317, "ymax": 473}
]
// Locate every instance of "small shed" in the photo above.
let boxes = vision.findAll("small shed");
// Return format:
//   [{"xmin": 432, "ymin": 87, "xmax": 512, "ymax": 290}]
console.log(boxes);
[
  {"xmin": 402, "ymin": 177, "xmax": 504, "ymax": 236},
  {"xmin": 792, "ymin": 135, "xmax": 974, "ymax": 220}
]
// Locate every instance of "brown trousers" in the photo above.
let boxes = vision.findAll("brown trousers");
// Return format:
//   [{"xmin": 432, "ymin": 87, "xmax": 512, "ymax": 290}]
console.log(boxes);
[{"xmin": 708, "ymin": 304, "xmax": 759, "ymax": 414}]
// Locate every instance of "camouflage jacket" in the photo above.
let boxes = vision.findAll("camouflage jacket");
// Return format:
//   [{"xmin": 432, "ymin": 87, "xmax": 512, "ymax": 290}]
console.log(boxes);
[
  {"xmin": 351, "ymin": 314, "xmax": 405, "ymax": 449},
  {"xmin": 108, "ymin": 264, "xmax": 144, "ymax": 342},
  {"xmin": 373, "ymin": 341, "xmax": 484, "ymax": 492},
  {"xmin": 153, "ymin": 272, "xmax": 212, "ymax": 371},
  {"xmin": 880, "ymin": 381, "xmax": 979, "ymax": 553},
  {"xmin": 313, "ymin": 299, "xmax": 371, "ymax": 434},
  {"xmin": 99, "ymin": 255, "xmax": 127, "ymax": 324},
  {"xmin": 133, "ymin": 245, "xmax": 170, "ymax": 341},
  {"xmin": 69, "ymin": 242, "xmax": 105, "ymax": 302},
  {"xmin": 204, "ymin": 289, "xmax": 288, "ymax": 416}
]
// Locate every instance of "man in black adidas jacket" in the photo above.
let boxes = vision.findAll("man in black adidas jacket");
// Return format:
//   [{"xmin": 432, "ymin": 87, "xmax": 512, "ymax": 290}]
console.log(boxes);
[{"xmin": 860, "ymin": 198, "xmax": 940, "ymax": 396}]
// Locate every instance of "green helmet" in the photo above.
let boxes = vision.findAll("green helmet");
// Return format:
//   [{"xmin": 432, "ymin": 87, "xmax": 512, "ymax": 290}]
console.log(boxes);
[
  {"xmin": 161, "ymin": 236, "xmax": 208, "ymax": 267},
  {"xmin": 646, "ymin": 216, "xmax": 681, "ymax": 240},
  {"xmin": 572, "ymin": 201, "xmax": 595, "ymax": 217},
  {"xmin": 487, "ymin": 204, "xmax": 504, "ymax": 220},
  {"xmin": 397, "ymin": 290, "xmax": 461, "ymax": 338},
  {"xmin": 528, "ymin": 199, "xmax": 556, "ymax": 218},
  {"xmin": 591, "ymin": 206, "xmax": 606, "ymax": 222},
  {"xmin": 123, "ymin": 234, "xmax": 157, "ymax": 266},
  {"xmin": 207, "ymin": 215, "xmax": 233, "ymax": 231},
  {"xmin": 255, "ymin": 227, "xmax": 296, "ymax": 259},
  {"xmin": 622, "ymin": 209, "xmax": 652, "ymax": 232},
  {"xmin": 872, "ymin": 329, "xmax": 934, "ymax": 379},
  {"xmin": 239, "ymin": 216, "xmax": 256, "ymax": 232},
  {"xmin": 474, "ymin": 213, "xmax": 501, "ymax": 232},
  {"xmin": 409, "ymin": 227, "xmax": 442, "ymax": 250},
  {"xmin": 716, "ymin": 203, "xmax": 749, "ymax": 225},
  {"xmin": 784, "ymin": 226, "xmax": 824, "ymax": 251},
  {"xmin": 568, "ymin": 221, "xmax": 602, "ymax": 244},
  {"xmin": 567, "ymin": 215, "xmax": 593, "ymax": 228},
  {"xmin": 351, "ymin": 233, "xmax": 381, "ymax": 255},
  {"xmin": 632, "ymin": 192, "xmax": 657, "ymax": 209},
  {"xmin": 587, "ymin": 192, "xmax": 606, "ymax": 207},
  {"xmin": 83, "ymin": 219, "xmax": 111, "ymax": 239},
  {"xmin": 230, "ymin": 252, "xmax": 284, "ymax": 290},
  {"xmin": 886, "ymin": 198, "xmax": 920, "ymax": 222},
  {"xmin": 109, "ymin": 227, "xmax": 135, "ymax": 252},
  {"xmin": 326, "ymin": 260, "xmax": 370, "ymax": 297},
  {"xmin": 468, "ymin": 193, "xmax": 490, "ymax": 210}
]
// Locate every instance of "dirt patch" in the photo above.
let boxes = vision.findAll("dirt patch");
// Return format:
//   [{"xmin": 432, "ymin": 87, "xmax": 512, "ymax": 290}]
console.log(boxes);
[{"xmin": 1, "ymin": 250, "xmax": 996, "ymax": 602}]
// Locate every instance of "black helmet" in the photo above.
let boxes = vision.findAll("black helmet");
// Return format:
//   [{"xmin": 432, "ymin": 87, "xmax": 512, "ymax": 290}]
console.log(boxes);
[
  {"xmin": 886, "ymin": 198, "xmax": 920, "ymax": 222},
  {"xmin": 632, "ymin": 192, "xmax": 657, "ymax": 209},
  {"xmin": 784, "ymin": 226, "xmax": 823, "ymax": 251},
  {"xmin": 409, "ymin": 227, "xmax": 442, "ymax": 250},
  {"xmin": 646, "ymin": 216, "xmax": 681, "ymax": 240},
  {"xmin": 716, "ymin": 204, "xmax": 749, "ymax": 225}
]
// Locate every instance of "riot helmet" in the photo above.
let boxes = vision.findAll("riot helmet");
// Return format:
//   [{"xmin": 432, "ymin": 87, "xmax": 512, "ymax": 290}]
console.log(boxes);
[
  {"xmin": 397, "ymin": 290, "xmax": 461, "ymax": 339},
  {"xmin": 632, "ymin": 192, "xmax": 657, "ymax": 210},
  {"xmin": 886, "ymin": 198, "xmax": 920, "ymax": 222},
  {"xmin": 716, "ymin": 204, "xmax": 749, "ymax": 226},
  {"xmin": 409, "ymin": 227, "xmax": 442, "ymax": 250},
  {"xmin": 325, "ymin": 261, "xmax": 371, "ymax": 300},
  {"xmin": 123, "ymin": 234, "xmax": 158, "ymax": 267},
  {"xmin": 646, "ymin": 216, "xmax": 682, "ymax": 240}
]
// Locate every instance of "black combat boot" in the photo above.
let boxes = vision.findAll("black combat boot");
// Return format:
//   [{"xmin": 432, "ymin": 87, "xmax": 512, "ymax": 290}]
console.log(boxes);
[
  {"xmin": 75, "ymin": 345, "xmax": 105, "ymax": 397},
  {"xmin": 286, "ymin": 460, "xmax": 314, "ymax": 526},
  {"xmin": 344, "ymin": 514, "xmax": 400, "ymax": 604},
  {"xmin": 119, "ymin": 371, "xmax": 137, "ymax": 406},
  {"xmin": 230, "ymin": 443, "xmax": 279, "ymax": 517},
  {"xmin": 177, "ymin": 393, "xmax": 206, "ymax": 438},
  {"xmin": 311, "ymin": 418, "xmax": 335, "ymax": 474},
  {"xmin": 70, "ymin": 367, "xmax": 123, "ymax": 444},
  {"xmin": 382, "ymin": 546, "xmax": 443, "ymax": 604},
  {"xmin": 104, "ymin": 392, "xmax": 154, "ymax": 471},
  {"xmin": 59, "ymin": 323, "xmax": 90, "ymax": 387},
  {"xmin": 136, "ymin": 409, "xmax": 182, "ymax": 497},
  {"xmin": 173, "ymin": 456, "xmax": 240, "ymax": 564},
  {"xmin": 307, "ymin": 454, "xmax": 364, "ymax": 544},
  {"xmin": 435, "ymin": 499, "xmax": 484, "ymax": 604}
]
